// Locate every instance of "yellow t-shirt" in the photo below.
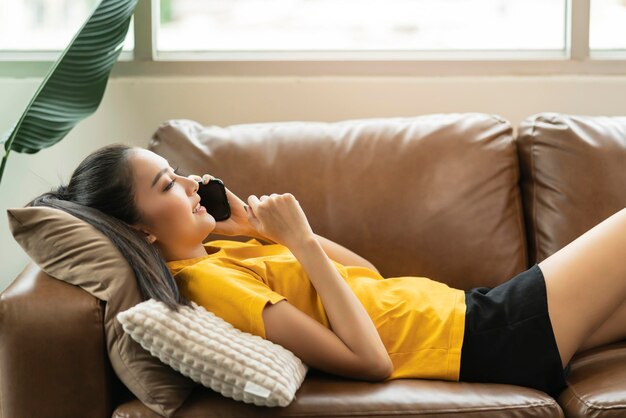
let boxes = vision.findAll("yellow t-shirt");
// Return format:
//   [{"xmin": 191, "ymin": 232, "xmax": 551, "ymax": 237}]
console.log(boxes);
[{"xmin": 166, "ymin": 238, "xmax": 467, "ymax": 382}]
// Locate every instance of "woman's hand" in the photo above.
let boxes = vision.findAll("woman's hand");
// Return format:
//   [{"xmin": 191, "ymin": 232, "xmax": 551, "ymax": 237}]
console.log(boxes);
[
  {"xmin": 246, "ymin": 193, "xmax": 315, "ymax": 248},
  {"xmin": 187, "ymin": 173, "xmax": 258, "ymax": 238}
]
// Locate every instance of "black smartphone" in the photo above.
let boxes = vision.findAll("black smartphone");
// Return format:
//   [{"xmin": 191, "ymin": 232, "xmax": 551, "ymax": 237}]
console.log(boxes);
[{"xmin": 197, "ymin": 178, "xmax": 231, "ymax": 221}]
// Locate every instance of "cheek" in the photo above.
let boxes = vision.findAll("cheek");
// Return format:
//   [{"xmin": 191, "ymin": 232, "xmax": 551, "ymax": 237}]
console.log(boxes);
[
  {"xmin": 175, "ymin": 203, "xmax": 195, "ymax": 226},
  {"xmin": 150, "ymin": 197, "xmax": 192, "ymax": 231}
]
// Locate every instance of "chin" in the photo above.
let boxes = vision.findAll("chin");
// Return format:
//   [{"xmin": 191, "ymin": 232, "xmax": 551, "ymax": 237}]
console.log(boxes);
[{"xmin": 200, "ymin": 214, "xmax": 216, "ymax": 233}]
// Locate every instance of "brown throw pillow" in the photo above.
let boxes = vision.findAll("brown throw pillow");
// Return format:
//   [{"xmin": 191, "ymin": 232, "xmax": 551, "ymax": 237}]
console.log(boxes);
[{"xmin": 7, "ymin": 206, "xmax": 197, "ymax": 417}]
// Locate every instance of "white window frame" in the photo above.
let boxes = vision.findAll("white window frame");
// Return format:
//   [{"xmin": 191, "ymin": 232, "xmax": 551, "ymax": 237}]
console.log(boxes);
[{"xmin": 1, "ymin": 0, "xmax": 625, "ymax": 77}]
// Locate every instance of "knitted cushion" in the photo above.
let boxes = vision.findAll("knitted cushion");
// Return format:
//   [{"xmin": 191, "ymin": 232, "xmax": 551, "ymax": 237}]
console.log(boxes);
[{"xmin": 116, "ymin": 298, "xmax": 308, "ymax": 407}]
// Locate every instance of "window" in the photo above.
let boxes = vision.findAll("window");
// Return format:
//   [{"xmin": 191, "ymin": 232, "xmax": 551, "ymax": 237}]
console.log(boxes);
[
  {"xmin": 0, "ymin": 0, "xmax": 134, "ymax": 52},
  {"xmin": 590, "ymin": 0, "xmax": 626, "ymax": 50},
  {"xmin": 157, "ymin": 0, "xmax": 565, "ymax": 52},
  {"xmin": 0, "ymin": 0, "xmax": 625, "ymax": 76}
]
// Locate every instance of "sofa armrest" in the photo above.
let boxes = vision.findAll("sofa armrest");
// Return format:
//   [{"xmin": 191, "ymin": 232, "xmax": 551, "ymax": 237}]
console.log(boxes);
[{"xmin": 0, "ymin": 262, "xmax": 113, "ymax": 418}]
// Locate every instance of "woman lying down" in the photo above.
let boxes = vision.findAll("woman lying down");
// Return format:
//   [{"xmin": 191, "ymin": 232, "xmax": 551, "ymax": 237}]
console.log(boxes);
[{"xmin": 28, "ymin": 143, "xmax": 626, "ymax": 400}]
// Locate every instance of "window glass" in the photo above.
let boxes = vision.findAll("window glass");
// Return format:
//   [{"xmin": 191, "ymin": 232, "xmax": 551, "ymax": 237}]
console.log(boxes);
[
  {"xmin": 0, "ymin": 0, "xmax": 134, "ymax": 51},
  {"xmin": 590, "ymin": 0, "xmax": 626, "ymax": 50},
  {"xmin": 158, "ymin": 0, "xmax": 565, "ymax": 52}
]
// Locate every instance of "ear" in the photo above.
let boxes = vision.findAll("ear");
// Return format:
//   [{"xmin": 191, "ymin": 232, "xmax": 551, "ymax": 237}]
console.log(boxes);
[
  {"xmin": 130, "ymin": 223, "xmax": 157, "ymax": 244},
  {"xmin": 145, "ymin": 233, "xmax": 157, "ymax": 244}
]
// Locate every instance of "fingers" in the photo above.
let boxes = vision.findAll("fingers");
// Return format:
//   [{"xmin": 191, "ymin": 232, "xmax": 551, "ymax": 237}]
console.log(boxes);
[
  {"xmin": 259, "ymin": 194, "xmax": 280, "ymax": 200},
  {"xmin": 247, "ymin": 194, "xmax": 275, "ymax": 216},
  {"xmin": 248, "ymin": 193, "xmax": 296, "ymax": 210},
  {"xmin": 254, "ymin": 194, "xmax": 284, "ymax": 205},
  {"xmin": 187, "ymin": 173, "xmax": 215, "ymax": 184},
  {"xmin": 247, "ymin": 194, "xmax": 261, "ymax": 213}
]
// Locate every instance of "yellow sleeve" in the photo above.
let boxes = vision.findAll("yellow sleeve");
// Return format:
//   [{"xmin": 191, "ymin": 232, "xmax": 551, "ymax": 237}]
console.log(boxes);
[
  {"xmin": 247, "ymin": 288, "xmax": 288, "ymax": 339},
  {"xmin": 177, "ymin": 265, "xmax": 287, "ymax": 339}
]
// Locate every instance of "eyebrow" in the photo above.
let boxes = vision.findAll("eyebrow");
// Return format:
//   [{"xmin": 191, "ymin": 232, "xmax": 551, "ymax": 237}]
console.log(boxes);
[{"xmin": 151, "ymin": 167, "xmax": 170, "ymax": 188}]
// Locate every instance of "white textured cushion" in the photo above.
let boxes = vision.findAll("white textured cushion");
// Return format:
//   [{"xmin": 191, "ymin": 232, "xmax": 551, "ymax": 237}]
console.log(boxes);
[{"xmin": 116, "ymin": 298, "xmax": 308, "ymax": 407}]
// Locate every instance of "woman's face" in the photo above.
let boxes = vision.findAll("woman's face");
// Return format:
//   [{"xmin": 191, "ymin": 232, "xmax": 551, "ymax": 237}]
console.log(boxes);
[{"xmin": 128, "ymin": 148, "xmax": 215, "ymax": 259}]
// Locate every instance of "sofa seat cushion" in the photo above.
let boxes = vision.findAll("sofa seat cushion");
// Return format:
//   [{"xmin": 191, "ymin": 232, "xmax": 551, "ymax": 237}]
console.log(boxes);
[
  {"xmin": 557, "ymin": 341, "xmax": 626, "ymax": 418},
  {"xmin": 113, "ymin": 370, "xmax": 565, "ymax": 418}
]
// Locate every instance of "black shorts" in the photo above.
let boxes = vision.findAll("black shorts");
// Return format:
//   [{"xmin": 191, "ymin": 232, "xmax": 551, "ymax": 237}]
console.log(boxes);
[{"xmin": 459, "ymin": 263, "xmax": 572, "ymax": 399}]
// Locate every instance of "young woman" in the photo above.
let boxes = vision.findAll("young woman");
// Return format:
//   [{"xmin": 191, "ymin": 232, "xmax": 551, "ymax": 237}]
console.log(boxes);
[{"xmin": 27, "ymin": 143, "xmax": 626, "ymax": 400}]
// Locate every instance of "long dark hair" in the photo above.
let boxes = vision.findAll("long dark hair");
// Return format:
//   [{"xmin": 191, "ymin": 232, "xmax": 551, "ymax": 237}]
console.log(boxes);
[{"xmin": 25, "ymin": 143, "xmax": 192, "ymax": 312}]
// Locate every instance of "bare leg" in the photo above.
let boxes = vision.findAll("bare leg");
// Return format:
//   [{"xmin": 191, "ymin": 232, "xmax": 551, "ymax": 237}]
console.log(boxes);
[
  {"xmin": 577, "ymin": 298, "xmax": 626, "ymax": 353},
  {"xmin": 538, "ymin": 207, "xmax": 626, "ymax": 369}
]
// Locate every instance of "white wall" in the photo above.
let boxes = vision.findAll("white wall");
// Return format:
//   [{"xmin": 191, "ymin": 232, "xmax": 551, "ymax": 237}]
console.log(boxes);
[{"xmin": 2, "ymin": 74, "xmax": 626, "ymax": 292}]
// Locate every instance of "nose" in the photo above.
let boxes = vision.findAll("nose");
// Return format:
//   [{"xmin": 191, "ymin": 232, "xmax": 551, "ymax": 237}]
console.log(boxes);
[{"xmin": 183, "ymin": 176, "xmax": 200, "ymax": 196}]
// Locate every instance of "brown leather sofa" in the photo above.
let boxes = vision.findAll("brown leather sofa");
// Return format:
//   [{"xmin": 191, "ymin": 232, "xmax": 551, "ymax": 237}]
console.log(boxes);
[{"xmin": 2, "ymin": 112, "xmax": 625, "ymax": 418}]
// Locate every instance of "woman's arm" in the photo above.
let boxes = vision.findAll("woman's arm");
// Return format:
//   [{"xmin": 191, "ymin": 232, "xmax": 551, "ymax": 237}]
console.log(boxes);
[
  {"xmin": 288, "ymin": 235, "xmax": 392, "ymax": 375},
  {"xmin": 248, "ymin": 230, "xmax": 380, "ymax": 274},
  {"xmin": 311, "ymin": 233, "xmax": 380, "ymax": 274},
  {"xmin": 245, "ymin": 193, "xmax": 392, "ymax": 377}
]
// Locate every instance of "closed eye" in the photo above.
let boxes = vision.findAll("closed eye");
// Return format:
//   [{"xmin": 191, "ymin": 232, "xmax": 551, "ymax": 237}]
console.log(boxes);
[{"xmin": 163, "ymin": 166, "xmax": 180, "ymax": 191}]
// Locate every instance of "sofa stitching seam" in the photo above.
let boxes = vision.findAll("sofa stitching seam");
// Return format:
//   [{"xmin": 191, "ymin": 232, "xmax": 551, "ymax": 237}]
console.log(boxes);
[
  {"xmin": 530, "ymin": 118, "xmax": 539, "ymax": 263},
  {"xmin": 510, "ymin": 121, "xmax": 528, "ymax": 270},
  {"xmin": 564, "ymin": 384, "xmax": 626, "ymax": 411}
]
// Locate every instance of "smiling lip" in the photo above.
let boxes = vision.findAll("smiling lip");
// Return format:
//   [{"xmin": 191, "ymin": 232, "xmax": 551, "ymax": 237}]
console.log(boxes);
[{"xmin": 194, "ymin": 205, "xmax": 207, "ymax": 214}]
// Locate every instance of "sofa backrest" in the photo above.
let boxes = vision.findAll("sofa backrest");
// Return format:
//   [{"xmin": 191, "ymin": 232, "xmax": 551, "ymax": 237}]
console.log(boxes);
[
  {"xmin": 149, "ymin": 113, "xmax": 526, "ymax": 290},
  {"xmin": 517, "ymin": 113, "xmax": 626, "ymax": 265}
]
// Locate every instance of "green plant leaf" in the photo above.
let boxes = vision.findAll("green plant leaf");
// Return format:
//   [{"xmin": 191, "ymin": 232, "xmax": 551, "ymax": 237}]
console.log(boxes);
[{"xmin": 0, "ymin": 0, "xmax": 138, "ymax": 185}]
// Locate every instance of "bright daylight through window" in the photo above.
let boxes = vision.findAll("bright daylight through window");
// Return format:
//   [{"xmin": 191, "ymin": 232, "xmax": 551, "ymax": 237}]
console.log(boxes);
[
  {"xmin": 157, "ymin": 0, "xmax": 566, "ymax": 51},
  {"xmin": 0, "ymin": 0, "xmax": 624, "ymax": 54},
  {"xmin": 0, "ymin": 0, "xmax": 134, "ymax": 51},
  {"xmin": 590, "ymin": 0, "xmax": 626, "ymax": 49}
]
